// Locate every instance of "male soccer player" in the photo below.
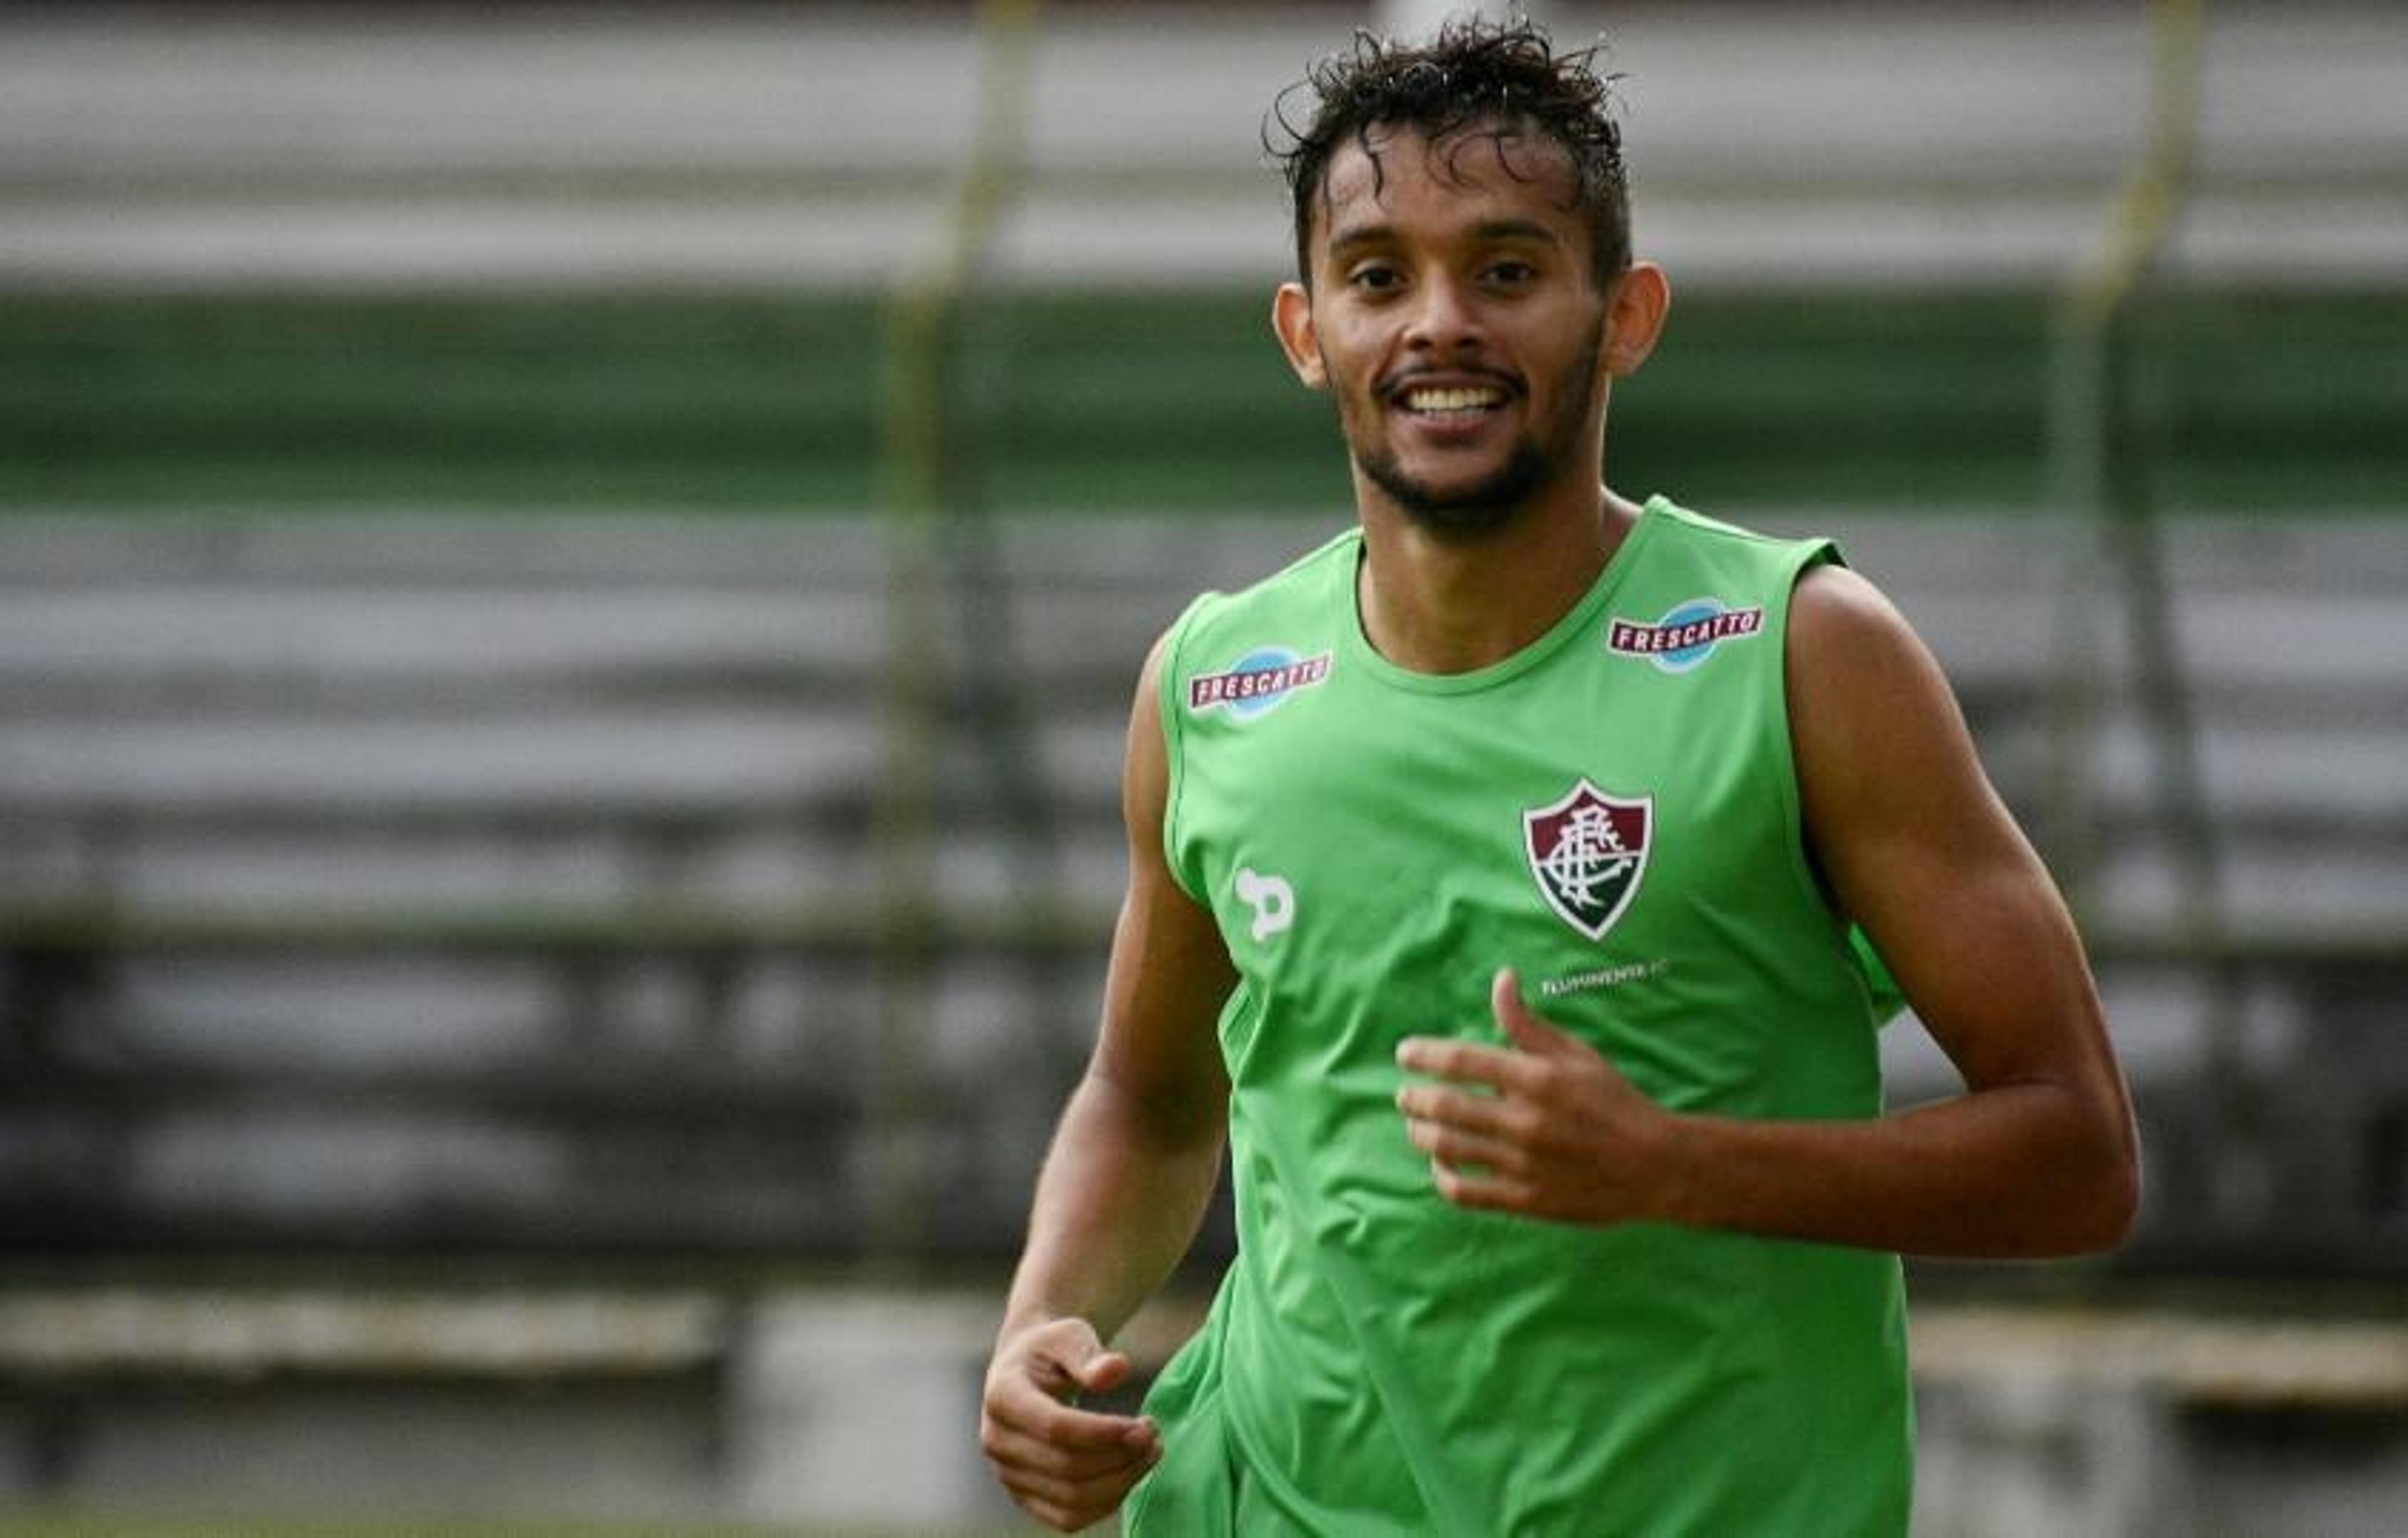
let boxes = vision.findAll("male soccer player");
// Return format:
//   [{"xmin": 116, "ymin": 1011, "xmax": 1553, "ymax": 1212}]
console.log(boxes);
[{"xmin": 981, "ymin": 18, "xmax": 2138, "ymax": 1534}]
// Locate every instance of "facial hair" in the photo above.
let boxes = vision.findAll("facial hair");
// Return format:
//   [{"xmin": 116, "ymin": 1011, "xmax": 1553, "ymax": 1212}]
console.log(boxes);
[{"xmin": 1349, "ymin": 321, "xmax": 1608, "ymax": 541}]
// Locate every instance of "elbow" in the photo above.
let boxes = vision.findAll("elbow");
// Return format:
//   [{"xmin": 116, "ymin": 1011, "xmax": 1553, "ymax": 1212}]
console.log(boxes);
[
  {"xmin": 2079, "ymin": 1140, "xmax": 2143, "ymax": 1255},
  {"xmin": 2104, "ymin": 1120, "xmax": 2145, "ymax": 1249},
  {"xmin": 2062, "ymin": 1101, "xmax": 2144, "ymax": 1256},
  {"xmin": 1996, "ymin": 1074, "xmax": 2142, "ymax": 1259}
]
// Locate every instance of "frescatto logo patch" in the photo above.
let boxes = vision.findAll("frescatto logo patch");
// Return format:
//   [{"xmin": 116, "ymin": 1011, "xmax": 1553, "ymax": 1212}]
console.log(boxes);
[
  {"xmin": 1607, "ymin": 597, "xmax": 1765, "ymax": 674},
  {"xmin": 1186, "ymin": 647, "xmax": 1332, "ymax": 718}
]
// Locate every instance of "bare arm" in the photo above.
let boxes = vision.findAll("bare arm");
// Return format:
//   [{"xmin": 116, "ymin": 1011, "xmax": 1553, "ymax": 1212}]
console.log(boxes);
[
  {"xmin": 1397, "ymin": 564, "xmax": 2140, "ymax": 1259},
  {"xmin": 981, "ymin": 634, "xmax": 1237, "ymax": 1530}
]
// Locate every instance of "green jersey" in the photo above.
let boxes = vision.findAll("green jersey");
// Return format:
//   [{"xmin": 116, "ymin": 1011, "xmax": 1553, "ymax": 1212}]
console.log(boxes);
[{"xmin": 1126, "ymin": 497, "xmax": 1913, "ymax": 1536}]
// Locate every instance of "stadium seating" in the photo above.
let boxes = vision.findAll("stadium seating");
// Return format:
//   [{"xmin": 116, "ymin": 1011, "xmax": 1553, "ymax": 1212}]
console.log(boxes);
[{"xmin": 0, "ymin": 506, "xmax": 2399, "ymax": 1273}]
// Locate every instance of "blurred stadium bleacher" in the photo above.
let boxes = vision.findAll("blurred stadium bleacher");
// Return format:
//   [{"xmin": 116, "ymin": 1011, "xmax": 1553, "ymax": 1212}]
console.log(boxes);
[{"xmin": 1, "ymin": 3, "xmax": 2403, "ymax": 1531}]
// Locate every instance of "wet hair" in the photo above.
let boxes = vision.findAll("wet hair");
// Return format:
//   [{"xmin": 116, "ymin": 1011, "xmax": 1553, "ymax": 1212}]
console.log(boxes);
[{"xmin": 1266, "ymin": 15, "xmax": 1629, "ymax": 290}]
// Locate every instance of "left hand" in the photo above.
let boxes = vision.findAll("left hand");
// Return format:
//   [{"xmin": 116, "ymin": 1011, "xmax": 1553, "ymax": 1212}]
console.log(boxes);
[{"xmin": 1395, "ymin": 968, "xmax": 1686, "ymax": 1226}]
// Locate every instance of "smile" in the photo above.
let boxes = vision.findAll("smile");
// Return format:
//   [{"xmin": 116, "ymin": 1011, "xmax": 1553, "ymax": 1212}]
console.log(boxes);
[{"xmin": 1398, "ymin": 384, "xmax": 1508, "ymax": 416}]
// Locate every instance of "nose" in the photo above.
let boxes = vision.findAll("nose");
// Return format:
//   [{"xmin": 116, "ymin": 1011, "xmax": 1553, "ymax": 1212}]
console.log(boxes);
[{"xmin": 1403, "ymin": 273, "xmax": 1484, "ymax": 354}]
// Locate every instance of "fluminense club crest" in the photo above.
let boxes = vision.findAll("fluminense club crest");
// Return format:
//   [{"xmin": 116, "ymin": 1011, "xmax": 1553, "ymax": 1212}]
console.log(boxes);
[{"xmin": 1522, "ymin": 778, "xmax": 1652, "ymax": 941}]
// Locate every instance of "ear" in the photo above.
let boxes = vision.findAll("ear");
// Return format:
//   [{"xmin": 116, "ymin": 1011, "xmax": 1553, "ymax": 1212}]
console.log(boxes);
[
  {"xmin": 1271, "ymin": 281, "xmax": 1328, "ymax": 391},
  {"xmin": 1603, "ymin": 262, "xmax": 1671, "ymax": 378}
]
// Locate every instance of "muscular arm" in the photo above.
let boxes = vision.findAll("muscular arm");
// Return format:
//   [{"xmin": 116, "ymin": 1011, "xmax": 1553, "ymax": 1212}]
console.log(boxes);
[
  {"xmin": 1001, "ymin": 634, "xmax": 1235, "ymax": 1339},
  {"xmin": 1398, "ymin": 564, "xmax": 2140, "ymax": 1259},
  {"xmin": 982, "ymin": 635, "xmax": 1236, "ymax": 1530},
  {"xmin": 1664, "ymin": 563, "xmax": 2140, "ymax": 1255}
]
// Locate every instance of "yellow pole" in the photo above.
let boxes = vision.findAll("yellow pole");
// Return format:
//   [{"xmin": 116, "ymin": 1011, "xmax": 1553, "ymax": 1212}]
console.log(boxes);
[
  {"xmin": 867, "ymin": 0, "xmax": 1043, "ymax": 1266},
  {"xmin": 2043, "ymin": 0, "xmax": 2208, "ymax": 911}
]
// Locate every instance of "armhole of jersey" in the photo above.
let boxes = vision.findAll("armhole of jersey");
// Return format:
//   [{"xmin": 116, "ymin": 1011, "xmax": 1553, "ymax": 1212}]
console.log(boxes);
[
  {"xmin": 1771, "ymin": 538, "xmax": 1910, "ymax": 1027},
  {"xmin": 1769, "ymin": 538, "xmax": 1850, "ymax": 932},
  {"xmin": 1157, "ymin": 593, "xmax": 1213, "ymax": 906}
]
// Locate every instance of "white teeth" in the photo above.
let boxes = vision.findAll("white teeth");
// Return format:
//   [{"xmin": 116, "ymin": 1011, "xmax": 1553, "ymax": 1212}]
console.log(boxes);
[{"xmin": 1404, "ymin": 386, "xmax": 1502, "ymax": 413}]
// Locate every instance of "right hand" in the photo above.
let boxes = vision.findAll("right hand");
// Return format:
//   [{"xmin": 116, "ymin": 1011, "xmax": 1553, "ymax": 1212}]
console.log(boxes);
[{"xmin": 980, "ymin": 1315, "xmax": 1163, "ymax": 1532}]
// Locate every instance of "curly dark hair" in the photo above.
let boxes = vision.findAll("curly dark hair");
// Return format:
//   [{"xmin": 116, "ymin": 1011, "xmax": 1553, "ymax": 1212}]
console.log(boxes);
[{"xmin": 1266, "ymin": 15, "xmax": 1629, "ymax": 290}]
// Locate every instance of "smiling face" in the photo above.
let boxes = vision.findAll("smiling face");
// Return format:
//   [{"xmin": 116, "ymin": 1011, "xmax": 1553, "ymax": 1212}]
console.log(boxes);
[
  {"xmin": 1281, "ymin": 119, "xmax": 1656, "ymax": 541},
  {"xmin": 1273, "ymin": 119, "xmax": 1664, "ymax": 540}
]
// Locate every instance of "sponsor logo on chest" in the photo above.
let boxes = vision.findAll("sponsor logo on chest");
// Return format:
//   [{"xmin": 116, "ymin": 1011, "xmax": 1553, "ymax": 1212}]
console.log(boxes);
[
  {"xmin": 1186, "ymin": 646, "xmax": 1333, "ymax": 718},
  {"xmin": 1607, "ymin": 597, "xmax": 1764, "ymax": 674}
]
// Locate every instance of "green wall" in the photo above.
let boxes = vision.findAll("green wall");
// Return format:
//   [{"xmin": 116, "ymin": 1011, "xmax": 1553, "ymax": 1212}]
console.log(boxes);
[{"xmin": 4, "ymin": 289, "xmax": 2401, "ymax": 514}]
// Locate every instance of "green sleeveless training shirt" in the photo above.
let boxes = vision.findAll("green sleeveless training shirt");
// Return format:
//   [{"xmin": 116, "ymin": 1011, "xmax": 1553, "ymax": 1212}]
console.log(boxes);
[{"xmin": 1124, "ymin": 497, "xmax": 1913, "ymax": 1536}]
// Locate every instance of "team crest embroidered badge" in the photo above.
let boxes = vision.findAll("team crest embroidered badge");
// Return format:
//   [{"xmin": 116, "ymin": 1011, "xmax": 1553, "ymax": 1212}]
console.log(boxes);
[{"xmin": 1523, "ymin": 778, "xmax": 1652, "ymax": 941}]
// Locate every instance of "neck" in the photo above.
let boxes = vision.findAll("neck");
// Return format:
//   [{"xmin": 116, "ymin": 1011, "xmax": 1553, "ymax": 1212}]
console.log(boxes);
[{"xmin": 1356, "ymin": 481, "xmax": 1645, "ymax": 675}]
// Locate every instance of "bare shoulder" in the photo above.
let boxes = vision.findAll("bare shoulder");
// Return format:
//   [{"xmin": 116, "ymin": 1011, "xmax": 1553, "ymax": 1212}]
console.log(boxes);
[
  {"xmin": 1787, "ymin": 560, "xmax": 1931, "ymax": 672},
  {"xmin": 1121, "ymin": 627, "xmax": 1179, "ymax": 837},
  {"xmin": 1787, "ymin": 558, "xmax": 1968, "ymax": 742},
  {"xmin": 1782, "ymin": 554, "xmax": 2007, "ymax": 866},
  {"xmin": 1096, "ymin": 622, "xmax": 1234, "ymax": 1111}
]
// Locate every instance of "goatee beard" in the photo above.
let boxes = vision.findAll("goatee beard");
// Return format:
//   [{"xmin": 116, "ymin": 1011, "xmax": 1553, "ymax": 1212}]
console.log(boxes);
[
  {"xmin": 1351, "ymin": 323, "xmax": 1607, "ymax": 541},
  {"xmin": 1358, "ymin": 440, "xmax": 1552, "ymax": 539}
]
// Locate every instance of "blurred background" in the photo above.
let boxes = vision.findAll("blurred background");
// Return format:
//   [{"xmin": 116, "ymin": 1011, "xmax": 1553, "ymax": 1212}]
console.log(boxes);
[{"xmin": 0, "ymin": 0, "xmax": 2401, "ymax": 1533}]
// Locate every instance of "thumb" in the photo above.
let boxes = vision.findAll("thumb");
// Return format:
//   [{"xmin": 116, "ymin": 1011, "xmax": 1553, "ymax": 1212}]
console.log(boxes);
[
  {"xmin": 1048, "ymin": 1319, "xmax": 1133, "ymax": 1396},
  {"xmin": 1492, "ymin": 968, "xmax": 1580, "ymax": 1058},
  {"xmin": 1027, "ymin": 1317, "xmax": 1131, "ymax": 1398},
  {"xmin": 1072, "ymin": 1343, "xmax": 1135, "ymax": 1396}
]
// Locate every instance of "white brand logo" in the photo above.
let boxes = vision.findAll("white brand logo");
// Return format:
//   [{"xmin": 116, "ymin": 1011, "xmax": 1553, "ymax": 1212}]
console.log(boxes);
[{"xmin": 1233, "ymin": 867, "xmax": 1295, "ymax": 942}]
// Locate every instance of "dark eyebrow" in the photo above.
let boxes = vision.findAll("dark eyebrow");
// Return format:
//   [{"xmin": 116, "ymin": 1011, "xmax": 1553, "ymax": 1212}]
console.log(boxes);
[
  {"xmin": 1323, "ymin": 223, "xmax": 1398, "ymax": 265},
  {"xmin": 1323, "ymin": 218, "xmax": 1566, "ymax": 266},
  {"xmin": 1467, "ymin": 219, "xmax": 1567, "ymax": 250}
]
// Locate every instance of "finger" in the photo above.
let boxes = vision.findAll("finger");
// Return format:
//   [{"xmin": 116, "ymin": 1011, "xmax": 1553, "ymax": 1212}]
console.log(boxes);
[
  {"xmin": 1010, "ymin": 1488, "xmax": 1091, "ymax": 1534},
  {"xmin": 1002, "ymin": 1448, "xmax": 1158, "ymax": 1532},
  {"xmin": 985, "ymin": 1406, "xmax": 1156, "ymax": 1468},
  {"xmin": 1005, "ymin": 1406, "xmax": 1151, "ymax": 1461},
  {"xmin": 1430, "ymin": 1157, "xmax": 1537, "ymax": 1214},
  {"xmin": 1000, "ymin": 1459, "xmax": 1149, "ymax": 1505},
  {"xmin": 990, "ymin": 1386, "xmax": 1158, "ymax": 1453},
  {"xmin": 1395, "ymin": 1081, "xmax": 1519, "ymax": 1136},
  {"xmin": 1395, "ymin": 1036, "xmax": 1538, "ymax": 1090},
  {"xmin": 998, "ymin": 1450, "xmax": 1154, "ymax": 1512},
  {"xmin": 999, "ymin": 1463, "xmax": 1094, "ymax": 1510},
  {"xmin": 1016, "ymin": 1317, "xmax": 1108, "ymax": 1391},
  {"xmin": 1491, "ymin": 968, "xmax": 1587, "ymax": 1059},
  {"xmin": 1020, "ymin": 1499, "xmax": 1075, "ymax": 1534},
  {"xmin": 984, "ymin": 1419, "xmax": 1156, "ymax": 1482},
  {"xmin": 1070, "ymin": 1345, "xmax": 1134, "ymax": 1396},
  {"xmin": 1403, "ymin": 1113, "xmax": 1525, "ymax": 1177},
  {"xmin": 992, "ymin": 1342, "xmax": 1144, "ymax": 1431}
]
